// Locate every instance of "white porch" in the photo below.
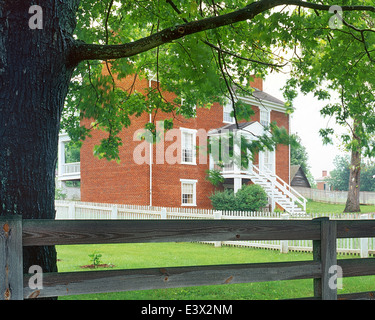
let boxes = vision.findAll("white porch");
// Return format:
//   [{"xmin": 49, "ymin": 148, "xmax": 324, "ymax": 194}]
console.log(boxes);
[
  {"xmin": 57, "ymin": 132, "xmax": 81, "ymax": 181},
  {"xmin": 208, "ymin": 122, "xmax": 306, "ymax": 214}
]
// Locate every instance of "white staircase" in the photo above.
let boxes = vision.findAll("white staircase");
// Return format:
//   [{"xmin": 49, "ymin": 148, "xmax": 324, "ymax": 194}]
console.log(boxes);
[{"xmin": 248, "ymin": 165, "xmax": 307, "ymax": 215}]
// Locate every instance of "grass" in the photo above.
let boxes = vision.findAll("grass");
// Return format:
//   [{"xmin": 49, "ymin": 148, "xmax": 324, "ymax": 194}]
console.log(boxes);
[
  {"xmin": 306, "ymin": 199, "xmax": 375, "ymax": 214},
  {"xmin": 56, "ymin": 242, "xmax": 375, "ymax": 300}
]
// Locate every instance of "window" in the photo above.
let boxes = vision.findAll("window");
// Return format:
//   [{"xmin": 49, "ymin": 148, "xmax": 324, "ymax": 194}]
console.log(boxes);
[
  {"xmin": 180, "ymin": 128, "xmax": 197, "ymax": 165},
  {"xmin": 180, "ymin": 179, "xmax": 197, "ymax": 206},
  {"xmin": 260, "ymin": 108, "xmax": 270, "ymax": 127},
  {"xmin": 223, "ymin": 102, "xmax": 235, "ymax": 123}
]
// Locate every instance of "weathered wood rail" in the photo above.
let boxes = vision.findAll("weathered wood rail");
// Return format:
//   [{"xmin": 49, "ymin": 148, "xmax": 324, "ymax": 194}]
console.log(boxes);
[{"xmin": 1, "ymin": 216, "xmax": 375, "ymax": 300}]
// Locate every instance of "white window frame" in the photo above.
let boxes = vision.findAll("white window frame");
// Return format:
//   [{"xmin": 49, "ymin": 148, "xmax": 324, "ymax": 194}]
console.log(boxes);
[
  {"xmin": 180, "ymin": 127, "xmax": 197, "ymax": 165},
  {"xmin": 223, "ymin": 102, "xmax": 235, "ymax": 124},
  {"xmin": 260, "ymin": 107, "xmax": 270, "ymax": 127},
  {"xmin": 180, "ymin": 179, "xmax": 197, "ymax": 206}
]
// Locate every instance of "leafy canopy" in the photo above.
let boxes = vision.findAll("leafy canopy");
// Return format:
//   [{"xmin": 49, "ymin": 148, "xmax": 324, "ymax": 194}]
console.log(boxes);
[
  {"xmin": 61, "ymin": 1, "xmax": 375, "ymax": 160},
  {"xmin": 282, "ymin": 3, "xmax": 375, "ymax": 157}
]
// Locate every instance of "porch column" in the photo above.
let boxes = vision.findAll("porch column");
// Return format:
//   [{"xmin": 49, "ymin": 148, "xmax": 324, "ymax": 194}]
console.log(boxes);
[
  {"xmin": 58, "ymin": 136, "xmax": 66, "ymax": 178},
  {"xmin": 233, "ymin": 132, "xmax": 241, "ymax": 174},
  {"xmin": 234, "ymin": 177, "xmax": 242, "ymax": 194},
  {"xmin": 209, "ymin": 150, "xmax": 214, "ymax": 170}
]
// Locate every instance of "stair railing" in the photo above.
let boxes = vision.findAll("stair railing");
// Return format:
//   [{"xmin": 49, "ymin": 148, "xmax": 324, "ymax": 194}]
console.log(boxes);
[{"xmin": 251, "ymin": 165, "xmax": 307, "ymax": 212}]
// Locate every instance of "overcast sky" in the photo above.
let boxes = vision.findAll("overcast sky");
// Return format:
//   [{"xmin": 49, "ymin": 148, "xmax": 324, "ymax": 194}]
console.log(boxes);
[{"xmin": 263, "ymin": 72, "xmax": 347, "ymax": 180}]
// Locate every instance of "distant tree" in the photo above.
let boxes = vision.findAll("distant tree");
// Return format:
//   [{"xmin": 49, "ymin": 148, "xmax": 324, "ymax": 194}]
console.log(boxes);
[
  {"xmin": 360, "ymin": 163, "xmax": 375, "ymax": 192},
  {"xmin": 326, "ymin": 155, "xmax": 350, "ymax": 191},
  {"xmin": 327, "ymin": 155, "xmax": 375, "ymax": 192},
  {"xmin": 65, "ymin": 142, "xmax": 81, "ymax": 163}
]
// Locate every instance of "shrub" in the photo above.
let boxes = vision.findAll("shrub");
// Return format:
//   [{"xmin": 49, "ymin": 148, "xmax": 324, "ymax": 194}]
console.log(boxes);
[
  {"xmin": 209, "ymin": 189, "xmax": 237, "ymax": 211},
  {"xmin": 234, "ymin": 184, "xmax": 268, "ymax": 211},
  {"xmin": 209, "ymin": 184, "xmax": 268, "ymax": 212}
]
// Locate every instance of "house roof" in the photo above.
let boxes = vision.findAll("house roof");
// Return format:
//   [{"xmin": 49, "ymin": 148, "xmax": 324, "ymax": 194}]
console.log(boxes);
[
  {"xmin": 290, "ymin": 165, "xmax": 300, "ymax": 181},
  {"xmin": 290, "ymin": 165, "xmax": 311, "ymax": 188},
  {"xmin": 252, "ymin": 89, "xmax": 285, "ymax": 106},
  {"xmin": 208, "ymin": 122, "xmax": 256, "ymax": 134}
]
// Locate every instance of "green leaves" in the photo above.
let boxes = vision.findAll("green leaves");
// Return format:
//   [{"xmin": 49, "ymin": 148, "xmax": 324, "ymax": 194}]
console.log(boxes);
[
  {"xmin": 209, "ymin": 184, "xmax": 268, "ymax": 211},
  {"xmin": 284, "ymin": 0, "xmax": 375, "ymax": 158},
  {"xmin": 62, "ymin": 1, "xmax": 375, "ymax": 161}
]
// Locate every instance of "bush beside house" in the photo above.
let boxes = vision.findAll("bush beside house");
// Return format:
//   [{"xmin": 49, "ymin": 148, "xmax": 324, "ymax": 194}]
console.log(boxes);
[{"xmin": 209, "ymin": 184, "xmax": 268, "ymax": 211}]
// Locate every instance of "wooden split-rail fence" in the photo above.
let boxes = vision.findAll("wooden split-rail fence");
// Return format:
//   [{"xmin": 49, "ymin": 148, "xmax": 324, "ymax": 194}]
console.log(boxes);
[
  {"xmin": 55, "ymin": 201, "xmax": 375, "ymax": 257},
  {"xmin": 1, "ymin": 215, "xmax": 375, "ymax": 300}
]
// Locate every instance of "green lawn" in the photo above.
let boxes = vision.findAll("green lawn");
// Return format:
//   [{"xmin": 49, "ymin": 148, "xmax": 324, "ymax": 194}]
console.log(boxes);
[
  {"xmin": 306, "ymin": 199, "xmax": 375, "ymax": 214},
  {"xmin": 57, "ymin": 242, "xmax": 375, "ymax": 300}
]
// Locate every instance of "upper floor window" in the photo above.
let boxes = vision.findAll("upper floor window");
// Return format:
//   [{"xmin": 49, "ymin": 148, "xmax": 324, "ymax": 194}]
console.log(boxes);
[
  {"xmin": 223, "ymin": 102, "xmax": 235, "ymax": 124},
  {"xmin": 180, "ymin": 128, "xmax": 197, "ymax": 165},
  {"xmin": 260, "ymin": 108, "xmax": 270, "ymax": 127}
]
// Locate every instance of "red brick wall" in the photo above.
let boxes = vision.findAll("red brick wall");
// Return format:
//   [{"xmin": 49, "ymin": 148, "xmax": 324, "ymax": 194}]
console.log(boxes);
[
  {"xmin": 80, "ymin": 74, "xmax": 151, "ymax": 205},
  {"xmin": 80, "ymin": 74, "xmax": 290, "ymax": 208},
  {"xmin": 271, "ymin": 110, "xmax": 290, "ymax": 184},
  {"xmin": 150, "ymin": 100, "xmax": 225, "ymax": 208}
]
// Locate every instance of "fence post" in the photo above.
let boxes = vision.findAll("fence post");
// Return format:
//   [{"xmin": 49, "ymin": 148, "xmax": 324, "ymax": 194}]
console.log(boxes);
[
  {"xmin": 280, "ymin": 213, "xmax": 289, "ymax": 253},
  {"xmin": 111, "ymin": 205, "xmax": 118, "ymax": 220},
  {"xmin": 160, "ymin": 208, "xmax": 167, "ymax": 220},
  {"xmin": 360, "ymin": 214, "xmax": 369, "ymax": 258},
  {"xmin": 313, "ymin": 217, "xmax": 338, "ymax": 300},
  {"xmin": 68, "ymin": 202, "xmax": 75, "ymax": 219},
  {"xmin": 0, "ymin": 215, "xmax": 23, "ymax": 300},
  {"xmin": 213, "ymin": 211, "xmax": 222, "ymax": 247}
]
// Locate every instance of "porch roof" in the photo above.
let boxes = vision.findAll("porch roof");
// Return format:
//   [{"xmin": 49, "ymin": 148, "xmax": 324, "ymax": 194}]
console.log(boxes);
[{"xmin": 208, "ymin": 121, "xmax": 269, "ymax": 138}]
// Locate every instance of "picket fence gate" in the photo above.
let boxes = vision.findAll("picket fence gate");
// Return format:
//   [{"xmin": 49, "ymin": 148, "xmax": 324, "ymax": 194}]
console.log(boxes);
[{"xmin": 55, "ymin": 200, "xmax": 375, "ymax": 257}]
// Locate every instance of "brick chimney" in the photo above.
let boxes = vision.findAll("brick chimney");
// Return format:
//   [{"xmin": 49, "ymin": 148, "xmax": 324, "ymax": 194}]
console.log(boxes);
[
  {"xmin": 322, "ymin": 170, "xmax": 327, "ymax": 177},
  {"xmin": 249, "ymin": 75, "xmax": 263, "ymax": 91}
]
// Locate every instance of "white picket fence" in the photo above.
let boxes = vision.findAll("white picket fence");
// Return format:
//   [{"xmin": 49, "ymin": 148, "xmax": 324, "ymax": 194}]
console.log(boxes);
[
  {"xmin": 55, "ymin": 200, "xmax": 375, "ymax": 257},
  {"xmin": 294, "ymin": 187, "xmax": 375, "ymax": 205}
]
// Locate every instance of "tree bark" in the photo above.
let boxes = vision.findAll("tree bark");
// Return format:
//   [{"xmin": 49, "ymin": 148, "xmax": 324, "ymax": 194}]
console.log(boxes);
[
  {"xmin": 0, "ymin": 1, "xmax": 78, "ymax": 289},
  {"xmin": 344, "ymin": 124, "xmax": 361, "ymax": 213}
]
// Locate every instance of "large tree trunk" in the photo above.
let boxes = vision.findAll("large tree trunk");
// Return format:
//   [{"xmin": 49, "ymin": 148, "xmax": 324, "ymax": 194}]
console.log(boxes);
[
  {"xmin": 0, "ymin": 1, "xmax": 78, "ymax": 286},
  {"xmin": 344, "ymin": 128, "xmax": 361, "ymax": 213}
]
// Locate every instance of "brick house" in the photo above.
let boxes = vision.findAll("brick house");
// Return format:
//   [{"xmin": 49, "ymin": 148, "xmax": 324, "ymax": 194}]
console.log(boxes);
[
  {"xmin": 316, "ymin": 170, "xmax": 332, "ymax": 191},
  {"xmin": 58, "ymin": 75, "xmax": 306, "ymax": 213}
]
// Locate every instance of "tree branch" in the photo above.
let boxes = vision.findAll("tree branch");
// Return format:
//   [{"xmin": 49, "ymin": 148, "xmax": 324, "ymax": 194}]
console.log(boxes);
[
  {"xmin": 202, "ymin": 40, "xmax": 287, "ymax": 68},
  {"xmin": 69, "ymin": 0, "xmax": 375, "ymax": 64}
]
